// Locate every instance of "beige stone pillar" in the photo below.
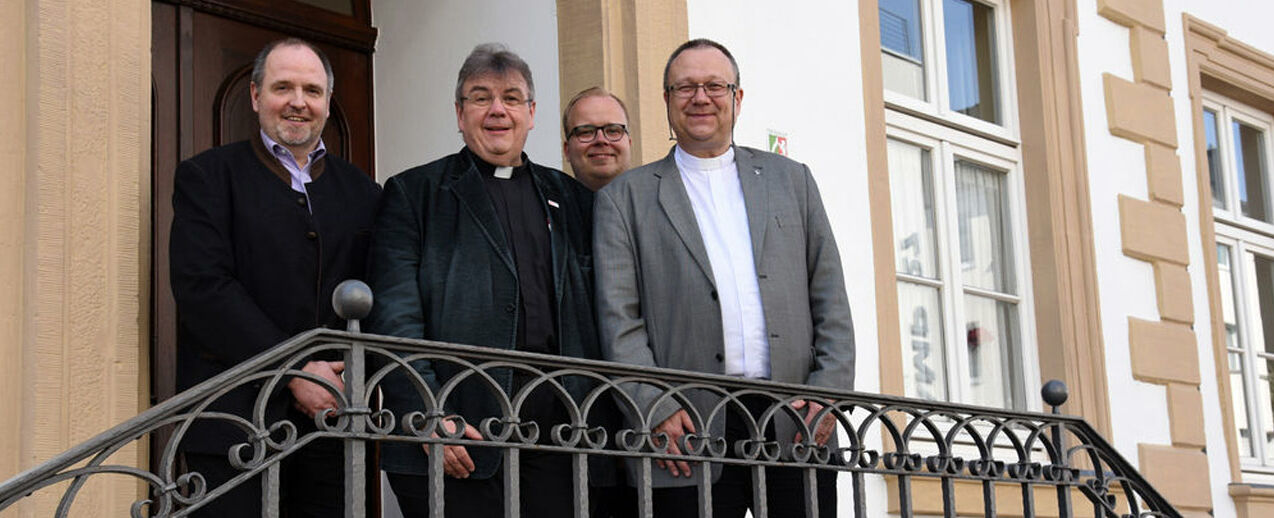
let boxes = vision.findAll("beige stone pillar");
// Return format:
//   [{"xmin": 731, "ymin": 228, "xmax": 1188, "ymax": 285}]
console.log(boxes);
[
  {"xmin": 556, "ymin": 0, "xmax": 688, "ymax": 170},
  {"xmin": 0, "ymin": 0, "xmax": 29, "ymax": 505},
  {"xmin": 1, "ymin": 0, "xmax": 151, "ymax": 515}
]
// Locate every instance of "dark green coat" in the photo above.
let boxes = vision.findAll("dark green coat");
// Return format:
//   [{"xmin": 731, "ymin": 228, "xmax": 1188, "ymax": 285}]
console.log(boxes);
[{"xmin": 366, "ymin": 149, "xmax": 602, "ymax": 479}]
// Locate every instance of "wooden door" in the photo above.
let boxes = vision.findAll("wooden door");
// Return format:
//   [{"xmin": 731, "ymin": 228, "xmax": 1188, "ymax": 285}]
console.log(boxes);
[{"xmin": 150, "ymin": 0, "xmax": 377, "ymax": 486}]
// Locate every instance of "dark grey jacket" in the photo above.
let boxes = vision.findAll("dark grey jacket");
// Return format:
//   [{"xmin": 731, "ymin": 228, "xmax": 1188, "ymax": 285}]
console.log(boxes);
[{"xmin": 366, "ymin": 148, "xmax": 605, "ymax": 479}]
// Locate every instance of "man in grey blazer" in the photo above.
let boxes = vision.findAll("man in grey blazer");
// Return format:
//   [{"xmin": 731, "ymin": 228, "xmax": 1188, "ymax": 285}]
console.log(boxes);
[{"xmin": 594, "ymin": 38, "xmax": 855, "ymax": 517}]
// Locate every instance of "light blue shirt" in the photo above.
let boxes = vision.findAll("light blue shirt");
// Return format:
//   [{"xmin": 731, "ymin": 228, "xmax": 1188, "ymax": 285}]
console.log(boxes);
[
  {"xmin": 675, "ymin": 145, "xmax": 771, "ymax": 379},
  {"xmin": 260, "ymin": 130, "xmax": 326, "ymax": 210}
]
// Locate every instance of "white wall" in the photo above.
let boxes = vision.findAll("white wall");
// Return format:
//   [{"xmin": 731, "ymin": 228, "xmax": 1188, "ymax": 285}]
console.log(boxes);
[
  {"xmin": 1078, "ymin": 1, "xmax": 1274, "ymax": 516},
  {"xmin": 372, "ymin": 0, "xmax": 562, "ymax": 181},
  {"xmin": 684, "ymin": 2, "xmax": 882, "ymax": 515}
]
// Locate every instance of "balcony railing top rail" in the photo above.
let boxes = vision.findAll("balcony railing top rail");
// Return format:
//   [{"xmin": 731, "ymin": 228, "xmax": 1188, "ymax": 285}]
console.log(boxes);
[{"xmin": 0, "ymin": 283, "xmax": 1180, "ymax": 518}]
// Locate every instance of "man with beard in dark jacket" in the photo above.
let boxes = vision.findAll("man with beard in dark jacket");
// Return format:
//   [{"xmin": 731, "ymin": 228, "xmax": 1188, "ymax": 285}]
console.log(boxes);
[{"xmin": 170, "ymin": 38, "xmax": 380, "ymax": 516}]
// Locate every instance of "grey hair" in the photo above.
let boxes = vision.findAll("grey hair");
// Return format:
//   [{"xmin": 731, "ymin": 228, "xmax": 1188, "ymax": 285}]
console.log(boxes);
[
  {"xmin": 250, "ymin": 38, "xmax": 335, "ymax": 93},
  {"xmin": 454, "ymin": 43, "xmax": 535, "ymax": 103}
]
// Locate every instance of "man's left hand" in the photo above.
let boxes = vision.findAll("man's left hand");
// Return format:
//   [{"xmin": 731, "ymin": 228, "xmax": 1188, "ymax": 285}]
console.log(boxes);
[{"xmin": 791, "ymin": 399, "xmax": 835, "ymax": 446}]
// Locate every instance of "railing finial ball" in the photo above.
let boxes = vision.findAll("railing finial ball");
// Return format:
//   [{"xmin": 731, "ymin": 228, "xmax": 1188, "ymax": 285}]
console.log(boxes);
[
  {"xmin": 333, "ymin": 279, "xmax": 373, "ymax": 322},
  {"xmin": 1041, "ymin": 379, "xmax": 1068, "ymax": 413}
]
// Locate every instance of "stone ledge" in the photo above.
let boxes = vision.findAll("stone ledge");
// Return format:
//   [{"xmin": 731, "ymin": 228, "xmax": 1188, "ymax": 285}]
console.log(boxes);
[
  {"xmin": 1153, "ymin": 261, "xmax": 1194, "ymax": 324},
  {"xmin": 1139, "ymin": 444, "xmax": 1212, "ymax": 510},
  {"xmin": 1166, "ymin": 383, "xmax": 1206, "ymax": 447},
  {"xmin": 1097, "ymin": 0, "xmax": 1166, "ymax": 33},
  {"xmin": 1119, "ymin": 195, "xmax": 1189, "ymax": 265},
  {"xmin": 1104, "ymin": 74, "xmax": 1178, "ymax": 147},
  {"xmin": 1131, "ymin": 25, "xmax": 1172, "ymax": 90},
  {"xmin": 1128, "ymin": 317, "xmax": 1200, "ymax": 385}
]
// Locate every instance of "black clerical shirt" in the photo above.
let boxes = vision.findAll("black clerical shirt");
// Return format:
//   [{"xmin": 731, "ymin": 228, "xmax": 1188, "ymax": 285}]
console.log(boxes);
[{"xmin": 468, "ymin": 148, "xmax": 557, "ymax": 356}]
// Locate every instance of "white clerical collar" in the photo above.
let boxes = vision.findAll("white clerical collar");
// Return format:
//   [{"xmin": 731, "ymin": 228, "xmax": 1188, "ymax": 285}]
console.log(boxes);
[{"xmin": 674, "ymin": 145, "xmax": 735, "ymax": 173}]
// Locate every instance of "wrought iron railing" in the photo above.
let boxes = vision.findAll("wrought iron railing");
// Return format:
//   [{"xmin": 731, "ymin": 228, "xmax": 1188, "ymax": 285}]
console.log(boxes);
[{"xmin": 0, "ymin": 282, "xmax": 1179, "ymax": 517}]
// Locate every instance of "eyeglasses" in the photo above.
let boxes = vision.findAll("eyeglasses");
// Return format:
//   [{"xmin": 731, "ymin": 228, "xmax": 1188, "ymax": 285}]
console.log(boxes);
[
  {"xmin": 568, "ymin": 123, "xmax": 628, "ymax": 143},
  {"xmin": 666, "ymin": 81, "xmax": 736, "ymax": 99},
  {"xmin": 461, "ymin": 93, "xmax": 532, "ymax": 108}
]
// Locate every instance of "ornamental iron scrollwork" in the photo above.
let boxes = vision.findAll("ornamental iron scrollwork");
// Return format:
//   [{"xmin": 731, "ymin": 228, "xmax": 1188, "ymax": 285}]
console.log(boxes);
[{"xmin": 0, "ymin": 283, "xmax": 1180, "ymax": 518}]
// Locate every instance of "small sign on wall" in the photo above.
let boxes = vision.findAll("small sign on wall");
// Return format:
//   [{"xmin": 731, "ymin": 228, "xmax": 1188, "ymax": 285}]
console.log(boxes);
[{"xmin": 767, "ymin": 129, "xmax": 788, "ymax": 156}]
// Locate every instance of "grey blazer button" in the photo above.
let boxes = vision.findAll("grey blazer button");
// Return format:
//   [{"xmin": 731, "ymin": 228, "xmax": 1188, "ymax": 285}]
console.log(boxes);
[
  {"xmin": 505, "ymin": 303, "xmax": 516, "ymax": 313},
  {"xmin": 714, "ymin": 352, "xmax": 724, "ymax": 362},
  {"xmin": 305, "ymin": 231, "xmax": 318, "ymax": 240},
  {"xmin": 710, "ymin": 290, "xmax": 718, "ymax": 301}
]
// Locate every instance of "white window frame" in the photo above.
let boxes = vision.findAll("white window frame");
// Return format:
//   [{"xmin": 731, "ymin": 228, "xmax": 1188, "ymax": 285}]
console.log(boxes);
[
  {"xmin": 1216, "ymin": 228, "xmax": 1274, "ymax": 480},
  {"xmin": 1204, "ymin": 93, "xmax": 1274, "ymax": 236},
  {"xmin": 1207, "ymin": 91, "xmax": 1274, "ymax": 483},
  {"xmin": 881, "ymin": 0, "xmax": 1021, "ymax": 143},
  {"xmin": 886, "ymin": 112, "xmax": 1040, "ymax": 411}
]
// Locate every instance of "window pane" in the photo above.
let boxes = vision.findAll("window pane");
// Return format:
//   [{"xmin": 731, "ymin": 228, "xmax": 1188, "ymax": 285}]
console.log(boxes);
[
  {"xmin": 955, "ymin": 160, "xmax": 1014, "ymax": 293},
  {"xmin": 1233, "ymin": 120, "xmax": 1272, "ymax": 222},
  {"xmin": 899, "ymin": 282, "xmax": 947, "ymax": 401},
  {"xmin": 890, "ymin": 140, "xmax": 940, "ymax": 279},
  {"xmin": 943, "ymin": 0, "xmax": 999, "ymax": 124},
  {"xmin": 1259, "ymin": 358, "xmax": 1274, "ymax": 463},
  {"xmin": 1231, "ymin": 352, "xmax": 1255, "ymax": 457},
  {"xmin": 963, "ymin": 294, "xmax": 1020, "ymax": 409},
  {"xmin": 1249, "ymin": 253, "xmax": 1274, "ymax": 355},
  {"xmin": 880, "ymin": 0, "xmax": 927, "ymax": 100},
  {"xmin": 1204, "ymin": 109, "xmax": 1227, "ymax": 210},
  {"xmin": 1219, "ymin": 244, "xmax": 1240, "ymax": 351}
]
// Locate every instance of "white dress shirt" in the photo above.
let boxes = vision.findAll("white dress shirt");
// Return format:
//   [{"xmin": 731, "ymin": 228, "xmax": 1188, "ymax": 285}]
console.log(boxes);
[{"xmin": 675, "ymin": 145, "xmax": 771, "ymax": 379}]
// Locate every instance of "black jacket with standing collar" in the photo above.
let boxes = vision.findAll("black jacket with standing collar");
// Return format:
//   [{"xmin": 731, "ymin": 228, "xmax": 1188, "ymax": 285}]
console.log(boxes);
[
  {"xmin": 366, "ymin": 147, "xmax": 608, "ymax": 480},
  {"xmin": 170, "ymin": 138, "xmax": 381, "ymax": 455}
]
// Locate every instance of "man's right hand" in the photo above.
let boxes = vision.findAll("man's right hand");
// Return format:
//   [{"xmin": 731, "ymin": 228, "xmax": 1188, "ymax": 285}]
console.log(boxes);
[
  {"xmin": 423, "ymin": 418, "xmax": 484, "ymax": 478},
  {"xmin": 653, "ymin": 409, "xmax": 696, "ymax": 477},
  {"xmin": 288, "ymin": 361, "xmax": 345, "ymax": 418}
]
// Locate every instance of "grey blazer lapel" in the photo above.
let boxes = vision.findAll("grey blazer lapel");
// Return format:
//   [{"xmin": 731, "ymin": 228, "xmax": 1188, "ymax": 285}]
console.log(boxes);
[
  {"xmin": 735, "ymin": 146, "xmax": 770, "ymax": 266},
  {"xmin": 654, "ymin": 152, "xmax": 716, "ymax": 287}
]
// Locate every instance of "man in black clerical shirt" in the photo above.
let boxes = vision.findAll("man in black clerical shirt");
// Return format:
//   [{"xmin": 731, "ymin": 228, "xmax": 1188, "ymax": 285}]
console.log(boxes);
[{"xmin": 365, "ymin": 43, "xmax": 603, "ymax": 517}]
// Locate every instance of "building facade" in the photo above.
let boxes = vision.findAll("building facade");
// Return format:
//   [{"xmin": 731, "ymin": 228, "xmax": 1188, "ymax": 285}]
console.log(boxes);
[{"xmin": 4, "ymin": 0, "xmax": 1274, "ymax": 515}]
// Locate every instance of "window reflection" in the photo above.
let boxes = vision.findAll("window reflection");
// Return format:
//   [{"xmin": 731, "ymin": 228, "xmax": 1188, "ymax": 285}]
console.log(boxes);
[
  {"xmin": 943, "ymin": 0, "xmax": 999, "ymax": 124},
  {"xmin": 955, "ymin": 159, "xmax": 1014, "ymax": 293},
  {"xmin": 1233, "ymin": 121, "xmax": 1271, "ymax": 222},
  {"xmin": 899, "ymin": 282, "xmax": 947, "ymax": 401},
  {"xmin": 1219, "ymin": 244, "xmax": 1254, "ymax": 457},
  {"xmin": 1204, "ymin": 109, "xmax": 1227, "ymax": 210},
  {"xmin": 880, "ymin": 0, "xmax": 927, "ymax": 99},
  {"xmin": 889, "ymin": 140, "xmax": 939, "ymax": 279},
  {"xmin": 964, "ymin": 294, "xmax": 1019, "ymax": 409}
]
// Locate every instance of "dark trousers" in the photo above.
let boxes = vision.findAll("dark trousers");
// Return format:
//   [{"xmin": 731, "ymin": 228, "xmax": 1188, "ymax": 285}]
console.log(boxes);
[
  {"xmin": 182, "ymin": 437, "xmax": 345, "ymax": 517},
  {"xmin": 592, "ymin": 482, "xmax": 639, "ymax": 518},
  {"xmin": 650, "ymin": 397, "xmax": 838, "ymax": 518},
  {"xmin": 386, "ymin": 449, "xmax": 577, "ymax": 517}
]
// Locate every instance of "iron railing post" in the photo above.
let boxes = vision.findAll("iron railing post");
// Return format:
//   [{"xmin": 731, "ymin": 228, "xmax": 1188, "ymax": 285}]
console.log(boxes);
[{"xmin": 333, "ymin": 280, "xmax": 373, "ymax": 518}]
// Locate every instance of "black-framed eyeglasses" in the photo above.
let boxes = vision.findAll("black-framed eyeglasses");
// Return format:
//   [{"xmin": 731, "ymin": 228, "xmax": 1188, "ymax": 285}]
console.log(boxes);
[
  {"xmin": 568, "ymin": 123, "xmax": 628, "ymax": 143},
  {"xmin": 460, "ymin": 93, "xmax": 532, "ymax": 108},
  {"xmin": 666, "ymin": 81, "xmax": 736, "ymax": 99}
]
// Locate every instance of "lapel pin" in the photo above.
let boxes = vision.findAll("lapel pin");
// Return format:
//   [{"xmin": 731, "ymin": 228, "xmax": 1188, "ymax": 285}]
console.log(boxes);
[{"xmin": 754, "ymin": 168, "xmax": 761, "ymax": 175}]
